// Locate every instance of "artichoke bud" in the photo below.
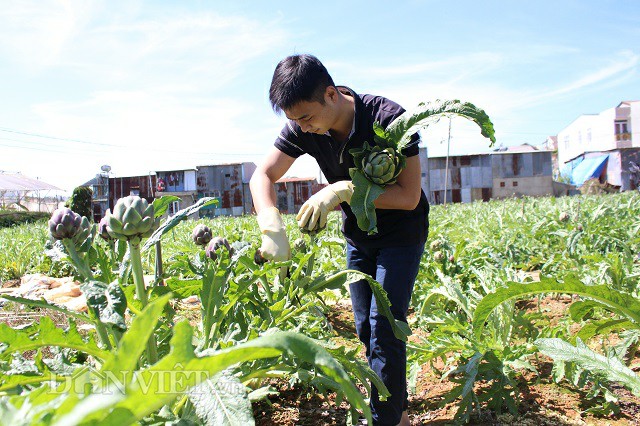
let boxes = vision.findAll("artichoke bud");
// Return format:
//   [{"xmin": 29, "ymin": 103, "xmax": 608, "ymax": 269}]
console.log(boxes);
[
  {"xmin": 360, "ymin": 144, "xmax": 400, "ymax": 186},
  {"xmin": 71, "ymin": 216, "xmax": 92, "ymax": 249},
  {"xmin": 98, "ymin": 216, "xmax": 112, "ymax": 241},
  {"xmin": 106, "ymin": 195, "xmax": 155, "ymax": 242},
  {"xmin": 205, "ymin": 236, "xmax": 233, "ymax": 260},
  {"xmin": 293, "ymin": 238, "xmax": 307, "ymax": 252},
  {"xmin": 48, "ymin": 207, "xmax": 82, "ymax": 240},
  {"xmin": 192, "ymin": 224, "xmax": 213, "ymax": 246}
]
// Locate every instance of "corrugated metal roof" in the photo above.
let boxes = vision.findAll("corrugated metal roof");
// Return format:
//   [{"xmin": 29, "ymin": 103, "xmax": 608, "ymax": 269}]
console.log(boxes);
[{"xmin": 0, "ymin": 173, "xmax": 61, "ymax": 191}]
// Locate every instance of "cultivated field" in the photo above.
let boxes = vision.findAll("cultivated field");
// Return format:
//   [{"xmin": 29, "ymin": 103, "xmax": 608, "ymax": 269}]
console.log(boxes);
[{"xmin": 1, "ymin": 192, "xmax": 639, "ymax": 425}]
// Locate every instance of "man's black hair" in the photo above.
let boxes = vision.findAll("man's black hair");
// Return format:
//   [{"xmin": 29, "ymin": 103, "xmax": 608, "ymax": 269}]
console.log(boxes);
[{"xmin": 269, "ymin": 54, "xmax": 335, "ymax": 114}]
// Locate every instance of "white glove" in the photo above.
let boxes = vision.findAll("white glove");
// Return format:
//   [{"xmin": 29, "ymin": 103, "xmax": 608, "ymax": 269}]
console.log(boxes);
[
  {"xmin": 257, "ymin": 207, "xmax": 290, "ymax": 261},
  {"xmin": 296, "ymin": 181, "xmax": 354, "ymax": 232}
]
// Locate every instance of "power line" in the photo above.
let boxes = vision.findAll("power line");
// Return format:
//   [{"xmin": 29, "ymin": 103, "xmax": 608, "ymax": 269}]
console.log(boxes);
[
  {"xmin": 0, "ymin": 126, "xmax": 256, "ymax": 156},
  {"xmin": 0, "ymin": 133, "xmax": 261, "ymax": 157},
  {"xmin": 0, "ymin": 127, "xmax": 122, "ymax": 147},
  {"xmin": 0, "ymin": 140, "xmax": 262, "ymax": 158}
]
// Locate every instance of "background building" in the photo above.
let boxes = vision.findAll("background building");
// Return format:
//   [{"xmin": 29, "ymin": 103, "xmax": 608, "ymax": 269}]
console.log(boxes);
[
  {"xmin": 424, "ymin": 145, "xmax": 553, "ymax": 204},
  {"xmin": 275, "ymin": 177, "xmax": 325, "ymax": 214},
  {"xmin": 557, "ymin": 101, "xmax": 640, "ymax": 189},
  {"xmin": 155, "ymin": 168, "xmax": 197, "ymax": 217},
  {"xmin": 196, "ymin": 162, "xmax": 256, "ymax": 217}
]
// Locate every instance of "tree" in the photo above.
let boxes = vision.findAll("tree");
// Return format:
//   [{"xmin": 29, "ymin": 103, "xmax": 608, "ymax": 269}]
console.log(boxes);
[{"xmin": 66, "ymin": 186, "xmax": 93, "ymax": 220}]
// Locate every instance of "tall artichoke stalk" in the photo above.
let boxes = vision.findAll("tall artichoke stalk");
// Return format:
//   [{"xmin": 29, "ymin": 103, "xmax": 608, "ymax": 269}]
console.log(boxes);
[
  {"xmin": 105, "ymin": 195, "xmax": 158, "ymax": 363},
  {"xmin": 48, "ymin": 208, "xmax": 114, "ymax": 349},
  {"xmin": 201, "ymin": 236, "xmax": 234, "ymax": 349},
  {"xmin": 349, "ymin": 99, "xmax": 497, "ymax": 234}
]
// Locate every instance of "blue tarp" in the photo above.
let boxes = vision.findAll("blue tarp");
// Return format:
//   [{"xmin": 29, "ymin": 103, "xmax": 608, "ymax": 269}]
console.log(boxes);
[{"xmin": 570, "ymin": 155, "xmax": 609, "ymax": 186}]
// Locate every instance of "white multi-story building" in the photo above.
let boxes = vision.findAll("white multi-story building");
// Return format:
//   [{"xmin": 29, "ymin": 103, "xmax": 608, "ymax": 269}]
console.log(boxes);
[
  {"xmin": 556, "ymin": 100, "xmax": 640, "ymax": 189},
  {"xmin": 557, "ymin": 101, "xmax": 639, "ymax": 166}
]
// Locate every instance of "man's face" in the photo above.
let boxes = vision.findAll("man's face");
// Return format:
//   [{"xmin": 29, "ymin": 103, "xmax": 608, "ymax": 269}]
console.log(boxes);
[{"xmin": 284, "ymin": 90, "xmax": 337, "ymax": 135}]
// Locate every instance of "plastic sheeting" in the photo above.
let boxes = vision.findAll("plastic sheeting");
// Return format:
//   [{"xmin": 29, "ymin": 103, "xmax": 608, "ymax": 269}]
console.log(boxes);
[
  {"xmin": 570, "ymin": 155, "xmax": 609, "ymax": 186},
  {"xmin": 0, "ymin": 173, "xmax": 61, "ymax": 191}
]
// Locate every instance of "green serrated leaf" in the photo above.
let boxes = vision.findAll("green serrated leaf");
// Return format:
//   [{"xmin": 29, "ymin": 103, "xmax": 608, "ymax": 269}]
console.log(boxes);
[
  {"xmin": 152, "ymin": 195, "xmax": 181, "ymax": 218},
  {"xmin": 165, "ymin": 277, "xmax": 203, "ymax": 299},
  {"xmin": 84, "ymin": 324, "xmax": 372, "ymax": 425},
  {"xmin": 0, "ymin": 317, "xmax": 108, "ymax": 361},
  {"xmin": 536, "ymin": 338, "xmax": 640, "ymax": 396},
  {"xmin": 473, "ymin": 276, "xmax": 640, "ymax": 340},
  {"xmin": 568, "ymin": 300, "xmax": 603, "ymax": 321},
  {"xmin": 386, "ymin": 99, "xmax": 496, "ymax": 150},
  {"xmin": 100, "ymin": 294, "xmax": 172, "ymax": 375},
  {"xmin": 81, "ymin": 281, "xmax": 128, "ymax": 332},
  {"xmin": 575, "ymin": 319, "xmax": 635, "ymax": 343},
  {"xmin": 306, "ymin": 269, "xmax": 411, "ymax": 341},
  {"xmin": 188, "ymin": 370, "xmax": 254, "ymax": 426}
]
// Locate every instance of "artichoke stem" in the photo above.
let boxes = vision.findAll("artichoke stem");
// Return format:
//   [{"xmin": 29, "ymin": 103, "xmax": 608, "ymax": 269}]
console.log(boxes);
[
  {"xmin": 305, "ymin": 235, "xmax": 317, "ymax": 277},
  {"xmin": 129, "ymin": 243, "xmax": 149, "ymax": 307},
  {"xmin": 129, "ymin": 241, "xmax": 158, "ymax": 364},
  {"xmin": 62, "ymin": 239, "xmax": 93, "ymax": 281},
  {"xmin": 154, "ymin": 242, "xmax": 163, "ymax": 286},
  {"xmin": 96, "ymin": 324, "xmax": 113, "ymax": 350},
  {"xmin": 202, "ymin": 261, "xmax": 215, "ymax": 348},
  {"xmin": 260, "ymin": 275, "xmax": 273, "ymax": 304}
]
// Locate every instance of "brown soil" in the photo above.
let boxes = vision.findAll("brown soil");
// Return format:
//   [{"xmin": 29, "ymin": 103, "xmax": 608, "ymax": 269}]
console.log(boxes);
[
  {"xmin": 3, "ymin": 293, "xmax": 639, "ymax": 425},
  {"xmin": 253, "ymin": 299, "xmax": 640, "ymax": 426}
]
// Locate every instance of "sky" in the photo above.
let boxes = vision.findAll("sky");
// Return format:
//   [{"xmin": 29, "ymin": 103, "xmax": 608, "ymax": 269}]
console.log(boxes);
[{"xmin": 0, "ymin": 0, "xmax": 638, "ymax": 193}]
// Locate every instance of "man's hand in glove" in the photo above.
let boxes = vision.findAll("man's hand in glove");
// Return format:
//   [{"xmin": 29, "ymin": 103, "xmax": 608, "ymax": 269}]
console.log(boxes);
[
  {"xmin": 296, "ymin": 181, "xmax": 354, "ymax": 232},
  {"xmin": 257, "ymin": 207, "xmax": 290, "ymax": 261}
]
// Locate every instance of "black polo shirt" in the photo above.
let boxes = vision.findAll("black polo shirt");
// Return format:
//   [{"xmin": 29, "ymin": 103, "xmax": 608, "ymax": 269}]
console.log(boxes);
[{"xmin": 274, "ymin": 86, "xmax": 429, "ymax": 248}]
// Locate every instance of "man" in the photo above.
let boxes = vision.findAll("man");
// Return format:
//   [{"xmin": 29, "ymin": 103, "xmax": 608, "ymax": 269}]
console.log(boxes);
[{"xmin": 249, "ymin": 54, "xmax": 429, "ymax": 426}]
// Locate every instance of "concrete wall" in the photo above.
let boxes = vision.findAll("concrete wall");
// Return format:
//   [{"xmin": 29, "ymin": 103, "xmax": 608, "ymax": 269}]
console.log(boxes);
[{"xmin": 492, "ymin": 176, "xmax": 553, "ymax": 198}]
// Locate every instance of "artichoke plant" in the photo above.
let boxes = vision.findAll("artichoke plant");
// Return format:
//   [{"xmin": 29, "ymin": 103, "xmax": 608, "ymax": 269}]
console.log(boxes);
[
  {"xmin": 105, "ymin": 195, "xmax": 159, "ymax": 362},
  {"xmin": 48, "ymin": 207, "xmax": 95, "ymax": 280},
  {"xmin": 49, "ymin": 207, "xmax": 82, "ymax": 240},
  {"xmin": 349, "ymin": 99, "xmax": 496, "ymax": 234}
]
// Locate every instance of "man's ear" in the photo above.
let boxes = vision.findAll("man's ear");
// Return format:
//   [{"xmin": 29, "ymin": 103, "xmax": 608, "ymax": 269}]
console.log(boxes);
[{"xmin": 325, "ymin": 86, "xmax": 338, "ymax": 104}]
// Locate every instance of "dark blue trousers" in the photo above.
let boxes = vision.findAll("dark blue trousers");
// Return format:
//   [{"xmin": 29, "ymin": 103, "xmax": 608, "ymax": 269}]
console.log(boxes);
[{"xmin": 347, "ymin": 241, "xmax": 425, "ymax": 426}]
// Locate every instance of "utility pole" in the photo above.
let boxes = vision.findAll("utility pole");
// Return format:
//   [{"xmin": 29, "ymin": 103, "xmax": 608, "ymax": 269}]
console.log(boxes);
[{"xmin": 443, "ymin": 117, "xmax": 452, "ymax": 207}]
